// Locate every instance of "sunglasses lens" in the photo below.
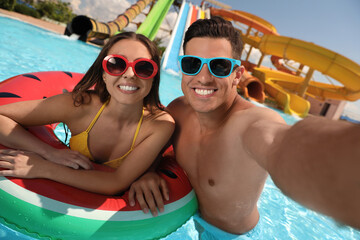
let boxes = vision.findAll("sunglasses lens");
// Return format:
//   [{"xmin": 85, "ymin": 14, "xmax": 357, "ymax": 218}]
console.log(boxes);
[
  {"xmin": 181, "ymin": 57, "xmax": 202, "ymax": 74},
  {"xmin": 135, "ymin": 60, "xmax": 155, "ymax": 78},
  {"xmin": 106, "ymin": 57, "xmax": 127, "ymax": 75},
  {"xmin": 210, "ymin": 58, "xmax": 232, "ymax": 77}
]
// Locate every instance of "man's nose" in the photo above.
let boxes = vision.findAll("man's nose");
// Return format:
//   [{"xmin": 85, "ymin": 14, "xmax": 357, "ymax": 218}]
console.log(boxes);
[{"xmin": 196, "ymin": 64, "xmax": 213, "ymax": 83}]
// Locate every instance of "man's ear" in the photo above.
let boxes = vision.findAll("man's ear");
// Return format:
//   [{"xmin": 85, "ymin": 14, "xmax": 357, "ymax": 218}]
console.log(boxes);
[{"xmin": 233, "ymin": 66, "xmax": 244, "ymax": 86}]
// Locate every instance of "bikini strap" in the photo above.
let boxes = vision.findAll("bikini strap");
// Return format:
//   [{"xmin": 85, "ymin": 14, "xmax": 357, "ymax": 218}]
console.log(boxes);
[
  {"xmin": 85, "ymin": 99, "xmax": 109, "ymax": 133},
  {"xmin": 130, "ymin": 108, "xmax": 144, "ymax": 149}
]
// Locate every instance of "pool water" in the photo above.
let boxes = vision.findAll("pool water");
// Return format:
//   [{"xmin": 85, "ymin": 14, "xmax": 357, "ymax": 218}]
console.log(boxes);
[{"xmin": 0, "ymin": 16, "xmax": 359, "ymax": 240}]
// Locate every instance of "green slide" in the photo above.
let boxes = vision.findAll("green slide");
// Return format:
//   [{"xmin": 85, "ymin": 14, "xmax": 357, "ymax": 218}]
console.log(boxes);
[{"xmin": 136, "ymin": 0, "xmax": 174, "ymax": 40}]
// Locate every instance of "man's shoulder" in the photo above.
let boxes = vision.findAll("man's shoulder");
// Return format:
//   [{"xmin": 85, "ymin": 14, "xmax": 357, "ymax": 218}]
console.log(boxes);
[
  {"xmin": 231, "ymin": 103, "xmax": 284, "ymax": 124},
  {"xmin": 168, "ymin": 96, "xmax": 187, "ymax": 107},
  {"xmin": 167, "ymin": 96, "xmax": 190, "ymax": 112},
  {"xmin": 166, "ymin": 96, "xmax": 193, "ymax": 122}
]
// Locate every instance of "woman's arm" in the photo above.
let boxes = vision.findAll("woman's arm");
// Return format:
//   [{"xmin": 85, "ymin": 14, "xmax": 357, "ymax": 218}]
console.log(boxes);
[
  {"xmin": 128, "ymin": 144, "xmax": 171, "ymax": 216},
  {"xmin": 0, "ymin": 94, "xmax": 92, "ymax": 169},
  {"xmin": 0, "ymin": 113, "xmax": 175, "ymax": 195}
]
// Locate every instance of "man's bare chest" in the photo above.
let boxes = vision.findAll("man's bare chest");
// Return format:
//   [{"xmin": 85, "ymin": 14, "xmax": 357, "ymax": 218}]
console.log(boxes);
[{"xmin": 175, "ymin": 129, "xmax": 237, "ymax": 183}]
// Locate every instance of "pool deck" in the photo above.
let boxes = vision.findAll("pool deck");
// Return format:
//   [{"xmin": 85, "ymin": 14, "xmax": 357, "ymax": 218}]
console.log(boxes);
[{"xmin": 0, "ymin": 9, "xmax": 65, "ymax": 34}]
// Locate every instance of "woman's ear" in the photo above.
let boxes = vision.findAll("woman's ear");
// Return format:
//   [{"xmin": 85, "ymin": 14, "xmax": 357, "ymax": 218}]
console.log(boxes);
[
  {"xmin": 103, "ymin": 72, "xmax": 107, "ymax": 83},
  {"xmin": 233, "ymin": 66, "xmax": 244, "ymax": 86}
]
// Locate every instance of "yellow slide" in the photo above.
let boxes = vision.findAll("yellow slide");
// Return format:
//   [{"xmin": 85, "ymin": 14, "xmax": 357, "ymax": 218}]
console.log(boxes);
[
  {"xmin": 252, "ymin": 68, "xmax": 310, "ymax": 117},
  {"xmin": 253, "ymin": 35, "xmax": 360, "ymax": 117},
  {"xmin": 258, "ymin": 35, "xmax": 360, "ymax": 101}
]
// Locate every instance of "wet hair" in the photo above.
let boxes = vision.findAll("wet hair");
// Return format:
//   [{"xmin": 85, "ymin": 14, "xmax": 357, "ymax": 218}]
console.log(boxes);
[
  {"xmin": 183, "ymin": 16, "xmax": 243, "ymax": 59},
  {"xmin": 72, "ymin": 32, "xmax": 163, "ymax": 112}
]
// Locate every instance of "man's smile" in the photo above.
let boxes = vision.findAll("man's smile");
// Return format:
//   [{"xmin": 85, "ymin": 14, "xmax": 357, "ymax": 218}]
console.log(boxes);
[{"xmin": 193, "ymin": 88, "xmax": 217, "ymax": 97}]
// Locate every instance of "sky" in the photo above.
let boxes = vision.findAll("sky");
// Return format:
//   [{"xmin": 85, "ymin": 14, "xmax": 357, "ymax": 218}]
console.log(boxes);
[{"xmin": 62, "ymin": 0, "xmax": 360, "ymax": 119}]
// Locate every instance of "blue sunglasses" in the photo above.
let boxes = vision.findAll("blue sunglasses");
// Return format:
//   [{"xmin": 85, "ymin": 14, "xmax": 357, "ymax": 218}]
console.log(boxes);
[{"xmin": 178, "ymin": 55, "xmax": 241, "ymax": 78}]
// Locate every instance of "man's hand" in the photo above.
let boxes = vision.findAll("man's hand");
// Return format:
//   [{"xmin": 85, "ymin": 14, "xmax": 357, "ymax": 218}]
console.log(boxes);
[
  {"xmin": 0, "ymin": 149, "xmax": 47, "ymax": 178},
  {"xmin": 128, "ymin": 172, "xmax": 169, "ymax": 217},
  {"xmin": 43, "ymin": 148, "xmax": 93, "ymax": 170}
]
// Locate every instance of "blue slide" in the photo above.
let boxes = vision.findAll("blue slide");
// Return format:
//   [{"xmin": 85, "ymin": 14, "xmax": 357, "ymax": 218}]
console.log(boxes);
[{"xmin": 161, "ymin": 0, "xmax": 190, "ymax": 75}]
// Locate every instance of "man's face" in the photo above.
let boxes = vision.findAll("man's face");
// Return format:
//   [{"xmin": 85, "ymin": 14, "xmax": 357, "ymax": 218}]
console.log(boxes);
[{"xmin": 181, "ymin": 37, "xmax": 243, "ymax": 113}]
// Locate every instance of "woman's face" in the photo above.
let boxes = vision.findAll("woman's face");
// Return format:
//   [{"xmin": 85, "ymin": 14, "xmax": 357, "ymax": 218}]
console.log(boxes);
[{"xmin": 102, "ymin": 39, "xmax": 155, "ymax": 106}]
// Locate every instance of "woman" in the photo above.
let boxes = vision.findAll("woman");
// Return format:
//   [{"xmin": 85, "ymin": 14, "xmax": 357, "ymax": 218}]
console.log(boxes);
[{"xmin": 0, "ymin": 32, "xmax": 174, "ymax": 196}]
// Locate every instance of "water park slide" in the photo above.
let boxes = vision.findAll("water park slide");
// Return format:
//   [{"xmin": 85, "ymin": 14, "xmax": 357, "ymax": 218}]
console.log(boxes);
[
  {"xmin": 238, "ymin": 69, "xmax": 266, "ymax": 103},
  {"xmin": 161, "ymin": 0, "xmax": 204, "ymax": 74},
  {"xmin": 136, "ymin": 0, "xmax": 175, "ymax": 40},
  {"xmin": 161, "ymin": 0, "xmax": 190, "ymax": 73},
  {"xmin": 65, "ymin": 0, "xmax": 153, "ymax": 42},
  {"xmin": 189, "ymin": 4, "xmax": 198, "ymax": 25},
  {"xmin": 258, "ymin": 35, "xmax": 360, "ymax": 101},
  {"xmin": 252, "ymin": 68, "xmax": 310, "ymax": 117},
  {"xmin": 210, "ymin": 7, "xmax": 275, "ymax": 55},
  {"xmin": 182, "ymin": 4, "xmax": 201, "ymax": 50},
  {"xmin": 210, "ymin": 7, "xmax": 278, "ymax": 36},
  {"xmin": 209, "ymin": 8, "xmax": 306, "ymax": 114},
  {"xmin": 211, "ymin": 7, "xmax": 360, "ymax": 117},
  {"xmin": 231, "ymin": 10, "xmax": 277, "ymax": 34}
]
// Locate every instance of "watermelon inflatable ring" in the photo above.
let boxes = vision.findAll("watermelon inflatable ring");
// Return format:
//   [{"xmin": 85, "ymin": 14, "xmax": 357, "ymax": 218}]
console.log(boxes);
[{"xmin": 0, "ymin": 71, "xmax": 197, "ymax": 240}]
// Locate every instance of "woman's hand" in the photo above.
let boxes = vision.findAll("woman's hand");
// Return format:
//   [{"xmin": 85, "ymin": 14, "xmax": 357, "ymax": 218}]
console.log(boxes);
[
  {"xmin": 43, "ymin": 149, "xmax": 93, "ymax": 170},
  {"xmin": 128, "ymin": 171, "xmax": 169, "ymax": 217},
  {"xmin": 0, "ymin": 149, "xmax": 48, "ymax": 178}
]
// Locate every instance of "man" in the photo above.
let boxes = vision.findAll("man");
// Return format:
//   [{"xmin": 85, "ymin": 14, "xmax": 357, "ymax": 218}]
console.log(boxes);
[{"xmin": 128, "ymin": 17, "xmax": 360, "ymax": 238}]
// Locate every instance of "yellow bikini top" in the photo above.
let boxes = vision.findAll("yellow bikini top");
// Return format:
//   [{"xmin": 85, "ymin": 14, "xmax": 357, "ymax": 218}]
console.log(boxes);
[{"xmin": 69, "ymin": 100, "xmax": 144, "ymax": 169}]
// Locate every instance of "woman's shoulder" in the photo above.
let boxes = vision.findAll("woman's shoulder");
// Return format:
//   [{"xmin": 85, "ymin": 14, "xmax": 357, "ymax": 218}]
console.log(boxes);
[
  {"xmin": 46, "ymin": 92, "xmax": 97, "ymax": 109},
  {"xmin": 45, "ymin": 92, "xmax": 73, "ymax": 103},
  {"xmin": 51, "ymin": 93, "xmax": 103, "ymax": 117},
  {"xmin": 63, "ymin": 93, "xmax": 105, "ymax": 131}
]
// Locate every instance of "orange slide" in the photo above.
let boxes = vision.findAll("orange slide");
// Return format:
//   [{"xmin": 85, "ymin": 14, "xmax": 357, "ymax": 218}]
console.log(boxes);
[{"xmin": 238, "ymin": 70, "xmax": 266, "ymax": 102}]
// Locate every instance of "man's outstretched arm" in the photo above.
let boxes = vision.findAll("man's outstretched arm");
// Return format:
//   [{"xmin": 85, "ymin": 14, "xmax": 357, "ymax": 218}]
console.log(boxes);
[{"xmin": 248, "ymin": 116, "xmax": 360, "ymax": 229}]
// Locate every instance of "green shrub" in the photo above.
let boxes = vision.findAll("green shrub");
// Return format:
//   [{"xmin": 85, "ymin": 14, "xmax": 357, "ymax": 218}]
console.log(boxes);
[
  {"xmin": 35, "ymin": 0, "xmax": 75, "ymax": 23},
  {"xmin": 14, "ymin": 4, "xmax": 41, "ymax": 18},
  {"xmin": 0, "ymin": 0, "xmax": 16, "ymax": 11}
]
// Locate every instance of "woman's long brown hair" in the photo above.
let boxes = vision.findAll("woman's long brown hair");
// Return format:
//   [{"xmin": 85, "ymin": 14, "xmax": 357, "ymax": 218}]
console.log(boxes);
[{"xmin": 72, "ymin": 32, "xmax": 163, "ymax": 112}]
